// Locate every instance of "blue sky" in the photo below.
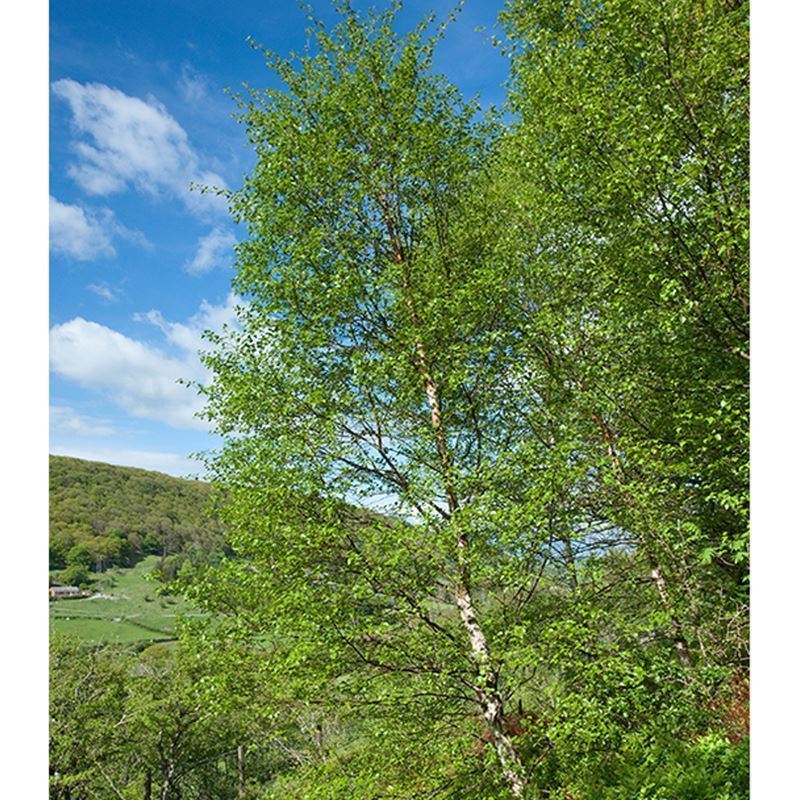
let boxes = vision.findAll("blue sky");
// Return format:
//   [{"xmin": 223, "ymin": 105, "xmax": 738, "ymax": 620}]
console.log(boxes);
[{"xmin": 49, "ymin": 0, "xmax": 510, "ymax": 477}]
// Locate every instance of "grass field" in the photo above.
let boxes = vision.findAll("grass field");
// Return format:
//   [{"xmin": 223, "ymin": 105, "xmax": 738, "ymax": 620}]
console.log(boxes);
[{"xmin": 49, "ymin": 556, "xmax": 204, "ymax": 644}]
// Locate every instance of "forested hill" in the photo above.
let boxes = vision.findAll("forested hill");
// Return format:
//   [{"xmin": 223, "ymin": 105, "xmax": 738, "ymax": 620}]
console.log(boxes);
[{"xmin": 49, "ymin": 456, "xmax": 226, "ymax": 573}]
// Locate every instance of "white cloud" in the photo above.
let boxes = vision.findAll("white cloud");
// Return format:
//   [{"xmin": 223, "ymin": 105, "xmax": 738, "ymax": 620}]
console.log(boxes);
[
  {"xmin": 50, "ymin": 318, "xmax": 205, "ymax": 429},
  {"xmin": 50, "ymin": 444, "xmax": 201, "ymax": 478},
  {"xmin": 49, "ymin": 195, "xmax": 115, "ymax": 261},
  {"xmin": 135, "ymin": 292, "xmax": 240, "ymax": 356},
  {"xmin": 185, "ymin": 226, "xmax": 237, "ymax": 275},
  {"xmin": 49, "ymin": 294, "xmax": 241, "ymax": 431},
  {"xmin": 50, "ymin": 406, "xmax": 116, "ymax": 437},
  {"xmin": 87, "ymin": 283, "xmax": 119, "ymax": 302},
  {"xmin": 50, "ymin": 195, "xmax": 150, "ymax": 262},
  {"xmin": 52, "ymin": 79, "xmax": 227, "ymax": 216}
]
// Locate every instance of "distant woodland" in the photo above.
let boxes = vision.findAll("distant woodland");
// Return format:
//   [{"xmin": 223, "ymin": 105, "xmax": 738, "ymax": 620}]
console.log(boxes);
[{"xmin": 49, "ymin": 456, "xmax": 226, "ymax": 585}]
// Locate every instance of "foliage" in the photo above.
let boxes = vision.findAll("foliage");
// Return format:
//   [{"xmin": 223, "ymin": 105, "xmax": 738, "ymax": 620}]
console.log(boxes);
[
  {"xmin": 49, "ymin": 633, "xmax": 275, "ymax": 799},
  {"xmin": 57, "ymin": 563, "xmax": 92, "ymax": 588},
  {"xmin": 496, "ymin": 0, "xmax": 749, "ymax": 670},
  {"xmin": 49, "ymin": 636, "xmax": 130, "ymax": 799},
  {"xmin": 570, "ymin": 734, "xmax": 749, "ymax": 800}
]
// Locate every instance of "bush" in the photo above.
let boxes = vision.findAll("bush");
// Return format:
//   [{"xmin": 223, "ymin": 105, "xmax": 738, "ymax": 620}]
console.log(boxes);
[
  {"xmin": 66, "ymin": 544, "xmax": 93, "ymax": 569},
  {"xmin": 58, "ymin": 564, "xmax": 92, "ymax": 589},
  {"xmin": 571, "ymin": 734, "xmax": 749, "ymax": 800}
]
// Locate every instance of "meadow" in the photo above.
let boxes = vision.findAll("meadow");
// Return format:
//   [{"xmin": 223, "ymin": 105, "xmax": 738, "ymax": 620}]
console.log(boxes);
[{"xmin": 49, "ymin": 556, "xmax": 202, "ymax": 645}]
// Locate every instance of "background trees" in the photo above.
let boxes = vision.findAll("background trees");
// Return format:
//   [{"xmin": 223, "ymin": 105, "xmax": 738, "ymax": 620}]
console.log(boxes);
[
  {"xmin": 50, "ymin": 634, "xmax": 277, "ymax": 800},
  {"xmin": 49, "ymin": 456, "xmax": 228, "ymax": 578}
]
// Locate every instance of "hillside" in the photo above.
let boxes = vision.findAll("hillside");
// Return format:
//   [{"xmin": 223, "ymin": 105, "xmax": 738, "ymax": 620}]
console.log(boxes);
[{"xmin": 49, "ymin": 455, "xmax": 227, "ymax": 574}]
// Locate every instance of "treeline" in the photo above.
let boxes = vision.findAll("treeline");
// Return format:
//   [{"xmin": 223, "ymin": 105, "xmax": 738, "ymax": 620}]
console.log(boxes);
[{"xmin": 49, "ymin": 456, "xmax": 227, "ymax": 584}]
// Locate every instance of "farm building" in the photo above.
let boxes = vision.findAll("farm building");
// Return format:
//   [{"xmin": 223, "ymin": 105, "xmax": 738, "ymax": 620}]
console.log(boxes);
[{"xmin": 49, "ymin": 586, "xmax": 83, "ymax": 598}]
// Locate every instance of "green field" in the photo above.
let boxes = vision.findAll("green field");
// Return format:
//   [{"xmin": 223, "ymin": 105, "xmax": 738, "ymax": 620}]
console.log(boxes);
[{"xmin": 49, "ymin": 556, "xmax": 203, "ymax": 644}]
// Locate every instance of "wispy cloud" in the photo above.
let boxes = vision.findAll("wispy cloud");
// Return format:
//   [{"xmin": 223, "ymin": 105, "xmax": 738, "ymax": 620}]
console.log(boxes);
[
  {"xmin": 50, "ymin": 196, "xmax": 114, "ymax": 261},
  {"xmin": 50, "ymin": 294, "xmax": 241, "ymax": 431},
  {"xmin": 50, "ymin": 444, "xmax": 201, "ymax": 478},
  {"xmin": 134, "ymin": 292, "xmax": 240, "ymax": 358},
  {"xmin": 50, "ymin": 319, "xmax": 206, "ymax": 429},
  {"xmin": 177, "ymin": 62, "xmax": 210, "ymax": 104},
  {"xmin": 50, "ymin": 406, "xmax": 116, "ymax": 437},
  {"xmin": 87, "ymin": 283, "xmax": 119, "ymax": 302},
  {"xmin": 52, "ymin": 79, "xmax": 228, "ymax": 216},
  {"xmin": 185, "ymin": 226, "xmax": 237, "ymax": 275}
]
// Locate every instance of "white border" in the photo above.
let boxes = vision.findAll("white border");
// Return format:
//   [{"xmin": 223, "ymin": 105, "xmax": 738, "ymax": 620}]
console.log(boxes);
[
  {"xmin": 1, "ymin": 0, "xmax": 49, "ymax": 795},
  {"xmin": 751, "ymin": 0, "xmax": 798, "ymax": 794}
]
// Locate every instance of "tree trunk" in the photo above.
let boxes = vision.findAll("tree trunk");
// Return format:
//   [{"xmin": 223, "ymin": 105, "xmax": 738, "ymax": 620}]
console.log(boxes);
[
  {"xmin": 561, "ymin": 533, "xmax": 579, "ymax": 592},
  {"xmin": 408, "ymin": 290, "xmax": 528, "ymax": 795},
  {"xmin": 587, "ymin": 405, "xmax": 692, "ymax": 669},
  {"xmin": 649, "ymin": 559, "xmax": 692, "ymax": 669},
  {"xmin": 545, "ymin": 420, "xmax": 578, "ymax": 592},
  {"xmin": 383, "ymin": 196, "xmax": 529, "ymax": 796},
  {"xmin": 161, "ymin": 763, "xmax": 176, "ymax": 800},
  {"xmin": 453, "ymin": 563, "xmax": 528, "ymax": 797},
  {"xmin": 144, "ymin": 770, "xmax": 152, "ymax": 800},
  {"xmin": 237, "ymin": 744, "xmax": 246, "ymax": 798}
]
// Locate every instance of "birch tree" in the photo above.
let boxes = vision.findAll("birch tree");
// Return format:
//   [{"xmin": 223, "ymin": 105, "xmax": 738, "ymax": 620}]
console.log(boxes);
[{"xmin": 196, "ymin": 5, "xmax": 554, "ymax": 796}]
